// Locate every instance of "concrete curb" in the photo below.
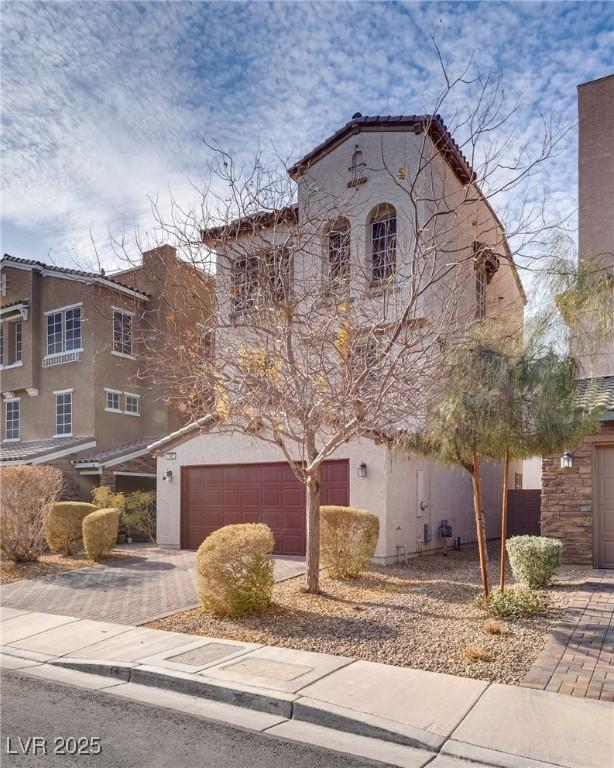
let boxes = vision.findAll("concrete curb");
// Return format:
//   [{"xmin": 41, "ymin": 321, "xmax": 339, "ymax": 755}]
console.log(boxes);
[
  {"xmin": 48, "ymin": 657, "xmax": 295, "ymax": 718},
  {"xmin": 441, "ymin": 740, "xmax": 562, "ymax": 768},
  {"xmin": 46, "ymin": 656, "xmax": 441, "ymax": 752},
  {"xmin": 293, "ymin": 696, "xmax": 442, "ymax": 752}
]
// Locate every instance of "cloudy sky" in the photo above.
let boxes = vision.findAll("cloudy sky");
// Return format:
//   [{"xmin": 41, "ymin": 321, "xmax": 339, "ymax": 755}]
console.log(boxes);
[{"xmin": 1, "ymin": 1, "xmax": 612, "ymax": 271}]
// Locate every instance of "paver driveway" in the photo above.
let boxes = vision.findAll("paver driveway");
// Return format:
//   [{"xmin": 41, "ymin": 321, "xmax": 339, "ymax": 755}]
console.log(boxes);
[
  {"xmin": 523, "ymin": 569, "xmax": 614, "ymax": 701},
  {"xmin": 0, "ymin": 547, "xmax": 305, "ymax": 626}
]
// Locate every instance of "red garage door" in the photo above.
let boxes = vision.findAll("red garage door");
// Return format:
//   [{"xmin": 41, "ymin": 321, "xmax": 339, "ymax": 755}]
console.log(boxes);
[{"xmin": 181, "ymin": 460, "xmax": 349, "ymax": 554}]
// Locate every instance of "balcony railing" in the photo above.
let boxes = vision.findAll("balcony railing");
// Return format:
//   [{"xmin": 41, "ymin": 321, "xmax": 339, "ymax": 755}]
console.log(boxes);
[{"xmin": 42, "ymin": 349, "xmax": 82, "ymax": 368}]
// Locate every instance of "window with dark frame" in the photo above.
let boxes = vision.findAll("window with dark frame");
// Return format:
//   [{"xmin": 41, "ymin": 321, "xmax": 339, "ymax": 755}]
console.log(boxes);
[
  {"xmin": 55, "ymin": 392, "xmax": 72, "ymax": 436},
  {"xmin": 370, "ymin": 206, "xmax": 397, "ymax": 282},
  {"xmin": 113, "ymin": 309, "xmax": 133, "ymax": 356},
  {"xmin": 231, "ymin": 250, "xmax": 290, "ymax": 312},
  {"xmin": 328, "ymin": 220, "xmax": 350, "ymax": 292},
  {"xmin": 5, "ymin": 399, "xmax": 20, "ymax": 441}
]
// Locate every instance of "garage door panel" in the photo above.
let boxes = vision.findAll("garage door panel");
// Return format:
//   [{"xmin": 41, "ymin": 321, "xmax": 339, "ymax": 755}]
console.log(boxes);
[
  {"xmin": 241, "ymin": 488, "xmax": 261, "ymax": 506},
  {"xmin": 262, "ymin": 488, "xmax": 281, "ymax": 505},
  {"xmin": 182, "ymin": 460, "xmax": 349, "ymax": 554}
]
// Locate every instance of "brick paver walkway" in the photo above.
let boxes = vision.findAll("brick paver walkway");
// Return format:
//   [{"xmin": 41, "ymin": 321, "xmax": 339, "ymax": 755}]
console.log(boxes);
[
  {"xmin": 522, "ymin": 570, "xmax": 614, "ymax": 701},
  {"xmin": 0, "ymin": 546, "xmax": 304, "ymax": 626}
]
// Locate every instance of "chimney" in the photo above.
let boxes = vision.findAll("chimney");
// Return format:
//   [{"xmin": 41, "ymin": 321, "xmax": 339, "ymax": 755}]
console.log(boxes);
[{"xmin": 142, "ymin": 244, "xmax": 177, "ymax": 271}]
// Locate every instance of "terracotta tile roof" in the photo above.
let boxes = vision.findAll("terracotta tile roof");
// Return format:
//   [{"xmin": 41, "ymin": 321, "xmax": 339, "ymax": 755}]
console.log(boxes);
[
  {"xmin": 201, "ymin": 205, "xmax": 298, "ymax": 243},
  {"xmin": 0, "ymin": 436, "xmax": 96, "ymax": 464},
  {"xmin": 1, "ymin": 254, "xmax": 150, "ymax": 300},
  {"xmin": 576, "ymin": 376, "xmax": 614, "ymax": 413},
  {"xmin": 287, "ymin": 113, "xmax": 475, "ymax": 185},
  {"xmin": 72, "ymin": 438, "xmax": 157, "ymax": 467}
]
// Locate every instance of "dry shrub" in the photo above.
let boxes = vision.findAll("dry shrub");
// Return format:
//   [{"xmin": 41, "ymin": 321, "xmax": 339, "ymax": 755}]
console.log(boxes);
[
  {"xmin": 0, "ymin": 466, "xmax": 63, "ymax": 562},
  {"xmin": 91, "ymin": 486, "xmax": 125, "ymax": 512},
  {"xmin": 196, "ymin": 523, "xmax": 274, "ymax": 616},
  {"xmin": 82, "ymin": 508, "xmax": 120, "ymax": 561},
  {"xmin": 123, "ymin": 490, "xmax": 156, "ymax": 541},
  {"xmin": 464, "ymin": 645, "xmax": 492, "ymax": 662},
  {"xmin": 45, "ymin": 502, "xmax": 97, "ymax": 555},
  {"xmin": 320, "ymin": 505, "xmax": 379, "ymax": 579},
  {"xmin": 483, "ymin": 619, "xmax": 503, "ymax": 635}
]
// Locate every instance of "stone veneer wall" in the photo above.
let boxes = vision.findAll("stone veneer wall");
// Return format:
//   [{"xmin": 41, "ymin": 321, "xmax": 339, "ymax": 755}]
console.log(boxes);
[{"xmin": 541, "ymin": 421, "xmax": 614, "ymax": 564}]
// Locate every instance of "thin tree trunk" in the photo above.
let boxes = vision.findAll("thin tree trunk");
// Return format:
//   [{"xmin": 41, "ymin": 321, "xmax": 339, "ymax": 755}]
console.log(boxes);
[
  {"xmin": 470, "ymin": 448, "xmax": 490, "ymax": 597},
  {"xmin": 499, "ymin": 449, "xmax": 509, "ymax": 593},
  {"xmin": 305, "ymin": 467, "xmax": 321, "ymax": 594}
]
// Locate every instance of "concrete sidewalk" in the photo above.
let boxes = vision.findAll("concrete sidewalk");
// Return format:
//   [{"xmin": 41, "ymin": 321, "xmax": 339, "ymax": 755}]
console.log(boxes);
[{"xmin": 1, "ymin": 607, "xmax": 612, "ymax": 768}]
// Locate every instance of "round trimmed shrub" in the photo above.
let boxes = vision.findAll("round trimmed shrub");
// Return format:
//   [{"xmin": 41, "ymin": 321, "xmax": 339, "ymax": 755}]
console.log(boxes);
[
  {"xmin": 45, "ymin": 502, "xmax": 97, "ymax": 556},
  {"xmin": 82, "ymin": 507, "xmax": 120, "ymax": 561},
  {"xmin": 196, "ymin": 523, "xmax": 274, "ymax": 616},
  {"xmin": 506, "ymin": 535, "xmax": 562, "ymax": 588},
  {"xmin": 320, "ymin": 505, "xmax": 379, "ymax": 579}
]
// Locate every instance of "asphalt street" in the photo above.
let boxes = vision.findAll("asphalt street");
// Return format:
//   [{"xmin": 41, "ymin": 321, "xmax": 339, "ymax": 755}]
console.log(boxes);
[{"xmin": 0, "ymin": 670, "xmax": 379, "ymax": 768}]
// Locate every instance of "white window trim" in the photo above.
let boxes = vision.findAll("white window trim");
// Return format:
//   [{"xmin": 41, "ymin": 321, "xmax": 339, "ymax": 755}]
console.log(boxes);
[
  {"xmin": 104, "ymin": 388, "xmax": 123, "ymax": 413},
  {"xmin": 0, "ymin": 361, "xmax": 23, "ymax": 371},
  {"xmin": 123, "ymin": 391, "xmax": 140, "ymax": 416},
  {"xmin": 111, "ymin": 305, "xmax": 135, "ymax": 317},
  {"xmin": 111, "ymin": 350, "xmax": 136, "ymax": 360},
  {"xmin": 45, "ymin": 304, "xmax": 83, "ymax": 357},
  {"xmin": 112, "ymin": 307, "xmax": 134, "ymax": 358},
  {"xmin": 3, "ymin": 396, "xmax": 21, "ymax": 442},
  {"xmin": 54, "ymin": 389, "xmax": 73, "ymax": 438},
  {"xmin": 43, "ymin": 348, "xmax": 84, "ymax": 361}
]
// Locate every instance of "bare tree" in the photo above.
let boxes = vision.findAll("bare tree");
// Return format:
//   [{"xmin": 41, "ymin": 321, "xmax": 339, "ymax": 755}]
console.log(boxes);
[{"xmin": 106, "ymin": 60, "xmax": 565, "ymax": 594}]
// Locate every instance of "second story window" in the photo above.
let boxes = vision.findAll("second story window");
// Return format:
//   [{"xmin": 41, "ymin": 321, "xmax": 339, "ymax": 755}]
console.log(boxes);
[
  {"xmin": 46, "ymin": 305, "xmax": 82, "ymax": 356},
  {"xmin": 231, "ymin": 250, "xmax": 290, "ymax": 313},
  {"xmin": 124, "ymin": 393, "xmax": 140, "ymax": 416},
  {"xmin": 113, "ymin": 309, "xmax": 133, "ymax": 357},
  {"xmin": 104, "ymin": 389, "xmax": 122, "ymax": 413},
  {"xmin": 4, "ymin": 398, "xmax": 20, "ymax": 441},
  {"xmin": 55, "ymin": 390, "xmax": 72, "ymax": 436},
  {"xmin": 327, "ymin": 219, "xmax": 351, "ymax": 292},
  {"xmin": 14, "ymin": 322, "xmax": 22, "ymax": 363},
  {"xmin": 369, "ymin": 204, "xmax": 397, "ymax": 283}
]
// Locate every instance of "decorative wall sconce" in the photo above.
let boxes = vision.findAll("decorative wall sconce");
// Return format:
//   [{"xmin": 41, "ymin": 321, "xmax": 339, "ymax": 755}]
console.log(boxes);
[
  {"xmin": 560, "ymin": 450, "xmax": 573, "ymax": 469},
  {"xmin": 163, "ymin": 469, "xmax": 173, "ymax": 481},
  {"xmin": 358, "ymin": 462, "xmax": 367, "ymax": 478}
]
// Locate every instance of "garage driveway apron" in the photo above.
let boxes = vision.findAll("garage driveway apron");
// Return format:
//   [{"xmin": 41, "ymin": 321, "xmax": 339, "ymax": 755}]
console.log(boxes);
[{"xmin": 0, "ymin": 547, "xmax": 305, "ymax": 625}]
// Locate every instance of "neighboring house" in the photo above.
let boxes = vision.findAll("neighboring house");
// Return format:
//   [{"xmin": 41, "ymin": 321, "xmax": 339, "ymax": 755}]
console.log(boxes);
[
  {"xmin": 152, "ymin": 113, "xmax": 525, "ymax": 562},
  {"xmin": 541, "ymin": 74, "xmax": 614, "ymax": 568},
  {"xmin": 0, "ymin": 245, "xmax": 213, "ymax": 499}
]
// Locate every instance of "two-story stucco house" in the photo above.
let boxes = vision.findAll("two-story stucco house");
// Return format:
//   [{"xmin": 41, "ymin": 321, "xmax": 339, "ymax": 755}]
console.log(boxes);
[
  {"xmin": 151, "ymin": 113, "xmax": 526, "ymax": 562},
  {"xmin": 541, "ymin": 74, "xmax": 614, "ymax": 568},
  {"xmin": 0, "ymin": 245, "xmax": 213, "ymax": 499}
]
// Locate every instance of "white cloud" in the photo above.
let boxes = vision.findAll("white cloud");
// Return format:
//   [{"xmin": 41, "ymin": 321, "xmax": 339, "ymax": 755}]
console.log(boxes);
[{"xmin": 1, "ymin": 1, "xmax": 612, "ymax": 271}]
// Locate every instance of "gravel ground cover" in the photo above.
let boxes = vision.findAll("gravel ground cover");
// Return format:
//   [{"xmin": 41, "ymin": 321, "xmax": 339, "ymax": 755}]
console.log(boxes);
[
  {"xmin": 147, "ymin": 545, "xmax": 591, "ymax": 684},
  {"xmin": 0, "ymin": 551, "xmax": 129, "ymax": 584}
]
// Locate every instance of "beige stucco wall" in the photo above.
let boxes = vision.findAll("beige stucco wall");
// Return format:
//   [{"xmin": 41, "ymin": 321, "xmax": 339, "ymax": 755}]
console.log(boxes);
[
  {"xmin": 1, "ymin": 248, "xmax": 211, "ymax": 448},
  {"xmin": 156, "ymin": 429, "xmax": 504, "ymax": 561},
  {"xmin": 576, "ymin": 75, "xmax": 614, "ymax": 378}
]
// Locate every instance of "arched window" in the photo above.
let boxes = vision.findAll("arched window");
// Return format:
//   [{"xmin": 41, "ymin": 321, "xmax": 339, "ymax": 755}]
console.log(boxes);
[
  {"xmin": 369, "ymin": 204, "xmax": 396, "ymax": 282},
  {"xmin": 327, "ymin": 218, "xmax": 350, "ymax": 291}
]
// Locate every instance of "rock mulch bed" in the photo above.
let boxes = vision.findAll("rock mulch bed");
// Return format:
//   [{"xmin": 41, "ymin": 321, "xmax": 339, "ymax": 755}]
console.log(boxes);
[{"xmin": 147, "ymin": 546, "xmax": 591, "ymax": 684}]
